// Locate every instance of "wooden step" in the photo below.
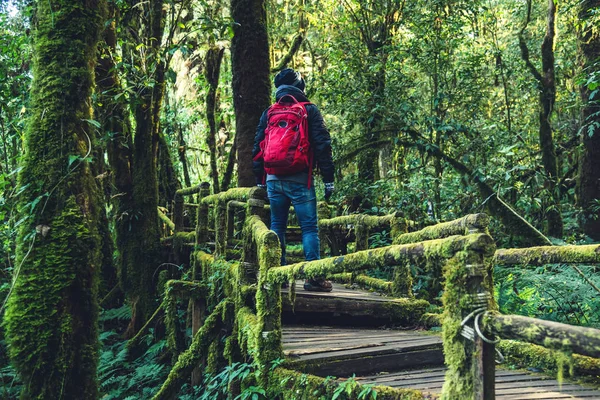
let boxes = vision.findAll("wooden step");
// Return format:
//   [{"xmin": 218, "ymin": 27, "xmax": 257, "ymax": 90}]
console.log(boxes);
[
  {"xmin": 355, "ymin": 367, "xmax": 600, "ymax": 399},
  {"xmin": 282, "ymin": 281, "xmax": 428, "ymax": 326},
  {"xmin": 283, "ymin": 325, "xmax": 443, "ymax": 377}
]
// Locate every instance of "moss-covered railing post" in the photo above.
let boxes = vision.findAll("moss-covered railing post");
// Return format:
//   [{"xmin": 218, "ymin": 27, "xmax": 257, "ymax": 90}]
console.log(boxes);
[
  {"xmin": 195, "ymin": 182, "xmax": 211, "ymax": 247},
  {"xmin": 440, "ymin": 234, "xmax": 496, "ymax": 400},
  {"xmin": 255, "ymin": 227, "xmax": 283, "ymax": 382},
  {"xmin": 317, "ymin": 201, "xmax": 331, "ymax": 256},
  {"xmin": 215, "ymin": 199, "xmax": 228, "ymax": 256}
]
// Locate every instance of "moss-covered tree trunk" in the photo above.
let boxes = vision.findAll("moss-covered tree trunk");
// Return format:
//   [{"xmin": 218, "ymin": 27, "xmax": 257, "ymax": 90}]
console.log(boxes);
[
  {"xmin": 231, "ymin": 0, "xmax": 271, "ymax": 187},
  {"xmin": 122, "ymin": 0, "xmax": 166, "ymax": 334},
  {"xmin": 577, "ymin": 0, "xmax": 600, "ymax": 240},
  {"xmin": 96, "ymin": 7, "xmax": 132, "ymax": 301},
  {"xmin": 206, "ymin": 44, "xmax": 225, "ymax": 192},
  {"xmin": 3, "ymin": 0, "xmax": 105, "ymax": 397}
]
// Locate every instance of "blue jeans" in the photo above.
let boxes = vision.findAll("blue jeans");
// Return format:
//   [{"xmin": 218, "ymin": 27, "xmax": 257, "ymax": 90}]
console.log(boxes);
[{"xmin": 267, "ymin": 180, "xmax": 320, "ymax": 265}]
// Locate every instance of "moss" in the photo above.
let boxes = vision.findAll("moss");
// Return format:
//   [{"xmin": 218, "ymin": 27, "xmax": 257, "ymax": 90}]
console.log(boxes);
[
  {"xmin": 153, "ymin": 300, "xmax": 234, "ymax": 400},
  {"xmin": 494, "ymin": 244, "xmax": 600, "ymax": 266},
  {"xmin": 420, "ymin": 313, "xmax": 442, "ymax": 328},
  {"xmin": 439, "ymin": 242, "xmax": 495, "ymax": 399},
  {"xmin": 201, "ymin": 187, "xmax": 256, "ymax": 205},
  {"xmin": 394, "ymin": 213, "xmax": 490, "ymax": 245},
  {"xmin": 269, "ymin": 368, "xmax": 428, "ymax": 399},
  {"xmin": 3, "ymin": 0, "xmax": 105, "ymax": 394},
  {"xmin": 330, "ymin": 273, "xmax": 394, "ymax": 294},
  {"xmin": 237, "ymin": 306, "xmax": 260, "ymax": 359},
  {"xmin": 497, "ymin": 340, "xmax": 600, "ymax": 384},
  {"xmin": 267, "ymin": 234, "xmax": 495, "ymax": 285},
  {"xmin": 157, "ymin": 207, "xmax": 175, "ymax": 231}
]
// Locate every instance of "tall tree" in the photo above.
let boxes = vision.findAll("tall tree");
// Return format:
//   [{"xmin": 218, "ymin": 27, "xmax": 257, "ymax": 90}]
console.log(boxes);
[
  {"xmin": 231, "ymin": 0, "xmax": 271, "ymax": 187},
  {"xmin": 3, "ymin": 0, "xmax": 105, "ymax": 396},
  {"xmin": 577, "ymin": 0, "xmax": 600, "ymax": 239},
  {"xmin": 119, "ymin": 0, "xmax": 167, "ymax": 334},
  {"xmin": 519, "ymin": 0, "xmax": 563, "ymax": 237}
]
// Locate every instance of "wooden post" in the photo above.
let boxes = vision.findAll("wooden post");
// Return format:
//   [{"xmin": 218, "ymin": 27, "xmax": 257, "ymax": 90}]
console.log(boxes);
[
  {"xmin": 173, "ymin": 193, "xmax": 184, "ymax": 232},
  {"xmin": 215, "ymin": 199, "xmax": 227, "ymax": 257},
  {"xmin": 317, "ymin": 202, "xmax": 330, "ymax": 257},
  {"xmin": 355, "ymin": 216, "xmax": 369, "ymax": 251},
  {"xmin": 226, "ymin": 201, "xmax": 236, "ymax": 247},
  {"xmin": 190, "ymin": 297, "xmax": 206, "ymax": 386},
  {"xmin": 465, "ymin": 262, "xmax": 495, "ymax": 400},
  {"xmin": 196, "ymin": 182, "xmax": 210, "ymax": 246}
]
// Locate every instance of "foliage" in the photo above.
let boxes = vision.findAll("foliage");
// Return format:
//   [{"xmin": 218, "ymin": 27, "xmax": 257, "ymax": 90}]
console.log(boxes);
[
  {"xmin": 98, "ymin": 313, "xmax": 170, "ymax": 399},
  {"xmin": 495, "ymin": 263, "xmax": 600, "ymax": 328}
]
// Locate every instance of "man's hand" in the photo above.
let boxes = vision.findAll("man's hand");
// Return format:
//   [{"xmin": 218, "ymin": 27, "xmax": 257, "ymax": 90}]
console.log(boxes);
[{"xmin": 324, "ymin": 182, "xmax": 334, "ymax": 201}]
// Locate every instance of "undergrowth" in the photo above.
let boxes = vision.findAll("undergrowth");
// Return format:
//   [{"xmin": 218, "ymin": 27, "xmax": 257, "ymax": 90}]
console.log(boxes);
[{"xmin": 495, "ymin": 263, "xmax": 600, "ymax": 328}]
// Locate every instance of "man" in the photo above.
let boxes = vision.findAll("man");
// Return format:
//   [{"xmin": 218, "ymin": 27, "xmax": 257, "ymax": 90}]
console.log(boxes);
[{"xmin": 252, "ymin": 68, "xmax": 335, "ymax": 292}]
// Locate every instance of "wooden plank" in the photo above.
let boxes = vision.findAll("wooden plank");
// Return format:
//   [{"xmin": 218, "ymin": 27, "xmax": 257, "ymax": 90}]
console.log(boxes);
[
  {"xmin": 284, "ymin": 333, "xmax": 438, "ymax": 346},
  {"xmin": 293, "ymin": 338, "xmax": 442, "ymax": 362},
  {"xmin": 285, "ymin": 337, "xmax": 438, "ymax": 356},
  {"xmin": 299, "ymin": 348, "xmax": 445, "ymax": 377},
  {"xmin": 497, "ymin": 385, "xmax": 597, "ymax": 395},
  {"xmin": 285, "ymin": 342, "xmax": 381, "ymax": 356},
  {"xmin": 500, "ymin": 392, "xmax": 600, "ymax": 399}
]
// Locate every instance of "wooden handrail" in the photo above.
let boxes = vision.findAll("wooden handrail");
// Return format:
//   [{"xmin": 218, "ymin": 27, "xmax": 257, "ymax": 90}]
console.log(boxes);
[
  {"xmin": 494, "ymin": 244, "xmax": 600, "ymax": 265},
  {"xmin": 267, "ymin": 233, "xmax": 495, "ymax": 283},
  {"xmin": 394, "ymin": 213, "xmax": 489, "ymax": 245},
  {"xmin": 484, "ymin": 312, "xmax": 600, "ymax": 359}
]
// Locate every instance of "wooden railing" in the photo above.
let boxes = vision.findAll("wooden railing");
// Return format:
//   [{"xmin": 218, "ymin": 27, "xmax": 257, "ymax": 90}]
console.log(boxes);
[{"xmin": 150, "ymin": 184, "xmax": 600, "ymax": 399}]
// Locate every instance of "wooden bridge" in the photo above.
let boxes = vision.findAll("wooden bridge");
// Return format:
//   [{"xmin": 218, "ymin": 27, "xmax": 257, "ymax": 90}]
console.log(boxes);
[{"xmin": 145, "ymin": 184, "xmax": 600, "ymax": 399}]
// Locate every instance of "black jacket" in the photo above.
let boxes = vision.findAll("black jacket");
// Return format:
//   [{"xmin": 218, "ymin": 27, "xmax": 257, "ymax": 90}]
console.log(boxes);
[{"xmin": 252, "ymin": 85, "xmax": 335, "ymax": 184}]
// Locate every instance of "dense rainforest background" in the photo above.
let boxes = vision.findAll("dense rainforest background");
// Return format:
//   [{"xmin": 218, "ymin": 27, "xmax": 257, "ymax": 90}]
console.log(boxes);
[{"xmin": 0, "ymin": 0, "xmax": 599, "ymax": 398}]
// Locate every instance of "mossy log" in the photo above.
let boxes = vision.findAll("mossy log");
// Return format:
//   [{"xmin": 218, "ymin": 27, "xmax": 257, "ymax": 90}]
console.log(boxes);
[
  {"xmin": 494, "ymin": 244, "xmax": 600, "ymax": 265},
  {"xmin": 164, "ymin": 280, "xmax": 208, "ymax": 299},
  {"xmin": 153, "ymin": 300, "xmax": 234, "ymax": 400},
  {"xmin": 158, "ymin": 207, "xmax": 175, "ymax": 231},
  {"xmin": 497, "ymin": 339, "xmax": 600, "ymax": 384},
  {"xmin": 201, "ymin": 187, "xmax": 258, "ymax": 205},
  {"xmin": 319, "ymin": 212, "xmax": 403, "ymax": 229},
  {"xmin": 176, "ymin": 184, "xmax": 202, "ymax": 197},
  {"xmin": 270, "ymin": 367, "xmax": 427, "ymax": 400},
  {"xmin": 484, "ymin": 312, "xmax": 600, "ymax": 359},
  {"xmin": 329, "ymin": 272, "xmax": 394, "ymax": 294},
  {"xmin": 268, "ymin": 234, "xmax": 495, "ymax": 284},
  {"xmin": 394, "ymin": 213, "xmax": 489, "ymax": 245}
]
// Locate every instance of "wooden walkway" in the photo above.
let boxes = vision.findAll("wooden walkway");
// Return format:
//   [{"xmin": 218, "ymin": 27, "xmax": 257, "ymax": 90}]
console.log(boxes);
[
  {"xmin": 281, "ymin": 281, "xmax": 423, "ymax": 325},
  {"xmin": 282, "ymin": 326, "xmax": 600, "ymax": 399},
  {"xmin": 357, "ymin": 367, "xmax": 600, "ymax": 399},
  {"xmin": 281, "ymin": 280, "xmax": 600, "ymax": 399}
]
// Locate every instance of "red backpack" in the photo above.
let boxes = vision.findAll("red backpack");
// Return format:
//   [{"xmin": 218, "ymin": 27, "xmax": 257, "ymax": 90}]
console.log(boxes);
[{"xmin": 254, "ymin": 95, "xmax": 313, "ymax": 185}]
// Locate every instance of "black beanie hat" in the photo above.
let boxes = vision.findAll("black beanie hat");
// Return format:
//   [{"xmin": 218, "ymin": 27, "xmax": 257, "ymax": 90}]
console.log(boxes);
[{"xmin": 274, "ymin": 68, "xmax": 305, "ymax": 91}]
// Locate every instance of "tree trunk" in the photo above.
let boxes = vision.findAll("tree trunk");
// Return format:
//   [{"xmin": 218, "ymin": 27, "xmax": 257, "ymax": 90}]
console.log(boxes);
[
  {"xmin": 519, "ymin": 0, "xmax": 563, "ymax": 237},
  {"xmin": 231, "ymin": 0, "xmax": 271, "ymax": 187},
  {"xmin": 206, "ymin": 44, "xmax": 225, "ymax": 193},
  {"xmin": 3, "ymin": 0, "xmax": 105, "ymax": 397},
  {"xmin": 96, "ymin": 9, "xmax": 130, "ymax": 300},
  {"xmin": 123, "ymin": 0, "xmax": 166, "ymax": 334},
  {"xmin": 577, "ymin": 0, "xmax": 600, "ymax": 239}
]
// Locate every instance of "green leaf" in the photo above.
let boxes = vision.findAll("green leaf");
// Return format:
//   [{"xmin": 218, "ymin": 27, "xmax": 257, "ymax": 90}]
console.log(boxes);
[{"xmin": 82, "ymin": 118, "xmax": 101, "ymax": 128}]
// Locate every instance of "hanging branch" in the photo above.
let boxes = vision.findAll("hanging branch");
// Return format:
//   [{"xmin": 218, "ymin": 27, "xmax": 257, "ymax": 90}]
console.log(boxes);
[{"xmin": 271, "ymin": 32, "xmax": 304, "ymax": 72}]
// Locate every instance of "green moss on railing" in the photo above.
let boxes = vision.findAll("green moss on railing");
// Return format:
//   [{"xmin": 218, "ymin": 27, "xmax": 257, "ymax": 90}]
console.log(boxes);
[
  {"xmin": 267, "ymin": 234, "xmax": 494, "ymax": 285},
  {"xmin": 270, "ymin": 368, "xmax": 428, "ymax": 399},
  {"xmin": 394, "ymin": 213, "xmax": 489, "ymax": 245},
  {"xmin": 329, "ymin": 272, "xmax": 394, "ymax": 294},
  {"xmin": 201, "ymin": 187, "xmax": 257, "ymax": 205},
  {"xmin": 497, "ymin": 340, "xmax": 600, "ymax": 385},
  {"xmin": 494, "ymin": 244, "xmax": 600, "ymax": 266},
  {"xmin": 153, "ymin": 300, "xmax": 234, "ymax": 400}
]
